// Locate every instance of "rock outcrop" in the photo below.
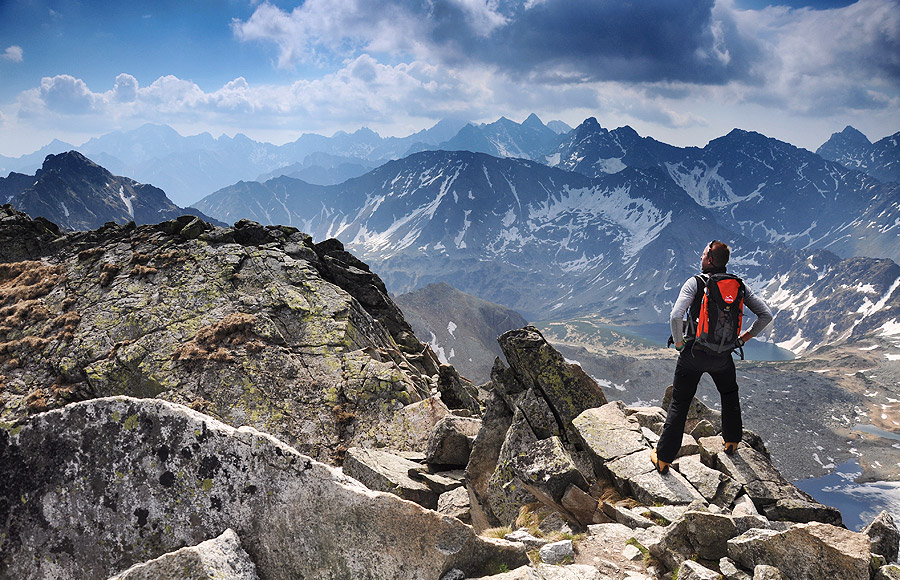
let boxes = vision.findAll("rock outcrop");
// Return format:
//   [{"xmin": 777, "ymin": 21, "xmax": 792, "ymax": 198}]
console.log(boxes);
[
  {"xmin": 455, "ymin": 326, "xmax": 891, "ymax": 579},
  {"xmin": 0, "ymin": 396, "xmax": 527, "ymax": 579},
  {"xmin": 0, "ymin": 207, "xmax": 456, "ymax": 465}
]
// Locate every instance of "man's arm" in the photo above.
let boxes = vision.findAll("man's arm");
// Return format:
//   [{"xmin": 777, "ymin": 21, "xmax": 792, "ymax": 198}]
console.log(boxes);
[
  {"xmin": 670, "ymin": 277, "xmax": 698, "ymax": 349},
  {"xmin": 739, "ymin": 285, "xmax": 774, "ymax": 343}
]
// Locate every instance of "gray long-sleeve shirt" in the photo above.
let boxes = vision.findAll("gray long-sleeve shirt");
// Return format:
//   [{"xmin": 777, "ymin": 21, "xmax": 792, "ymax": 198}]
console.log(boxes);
[{"xmin": 670, "ymin": 275, "xmax": 773, "ymax": 344}]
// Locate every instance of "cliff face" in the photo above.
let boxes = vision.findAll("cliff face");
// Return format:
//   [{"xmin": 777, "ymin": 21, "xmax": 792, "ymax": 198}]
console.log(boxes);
[{"xmin": 0, "ymin": 206, "xmax": 450, "ymax": 463}]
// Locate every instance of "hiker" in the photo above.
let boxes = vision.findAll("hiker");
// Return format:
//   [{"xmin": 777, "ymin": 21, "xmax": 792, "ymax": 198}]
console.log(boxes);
[{"xmin": 651, "ymin": 240, "xmax": 773, "ymax": 474}]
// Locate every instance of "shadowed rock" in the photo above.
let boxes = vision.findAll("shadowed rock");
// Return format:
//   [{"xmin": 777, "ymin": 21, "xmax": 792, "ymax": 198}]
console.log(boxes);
[
  {"xmin": 342, "ymin": 447, "xmax": 440, "ymax": 509},
  {"xmin": 864, "ymin": 510, "xmax": 900, "ymax": 563},
  {"xmin": 497, "ymin": 326, "xmax": 607, "ymax": 442},
  {"xmin": 426, "ymin": 415, "xmax": 482, "ymax": 467},
  {"xmin": 702, "ymin": 438, "xmax": 841, "ymax": 525}
]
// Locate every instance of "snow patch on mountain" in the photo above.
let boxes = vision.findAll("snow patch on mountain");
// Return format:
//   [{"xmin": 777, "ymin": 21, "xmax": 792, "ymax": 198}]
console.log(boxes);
[
  {"xmin": 779, "ymin": 329, "xmax": 811, "ymax": 352},
  {"xmin": 455, "ymin": 210, "xmax": 471, "ymax": 249},
  {"xmin": 118, "ymin": 186, "xmax": 134, "ymax": 218},
  {"xmin": 665, "ymin": 162, "xmax": 743, "ymax": 208},
  {"xmin": 527, "ymin": 184, "xmax": 671, "ymax": 260},
  {"xmin": 353, "ymin": 189, "xmax": 449, "ymax": 255},
  {"xmin": 595, "ymin": 158, "xmax": 626, "ymax": 174},
  {"xmin": 428, "ymin": 331, "xmax": 450, "ymax": 364},
  {"xmin": 857, "ymin": 277, "xmax": 900, "ymax": 318}
]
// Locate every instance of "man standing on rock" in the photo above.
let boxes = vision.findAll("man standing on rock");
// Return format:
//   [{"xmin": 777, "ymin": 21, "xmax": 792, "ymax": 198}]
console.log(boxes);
[{"xmin": 651, "ymin": 240, "xmax": 773, "ymax": 474}]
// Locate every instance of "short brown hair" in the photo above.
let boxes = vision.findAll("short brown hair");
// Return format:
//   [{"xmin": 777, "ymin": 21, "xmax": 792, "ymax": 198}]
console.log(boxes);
[{"xmin": 708, "ymin": 240, "xmax": 730, "ymax": 267}]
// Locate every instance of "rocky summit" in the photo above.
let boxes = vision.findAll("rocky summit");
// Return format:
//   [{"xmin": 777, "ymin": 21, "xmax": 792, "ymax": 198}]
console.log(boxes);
[
  {"xmin": 1, "ymin": 209, "xmax": 899, "ymax": 580},
  {"xmin": 0, "ymin": 204, "xmax": 454, "ymax": 464}
]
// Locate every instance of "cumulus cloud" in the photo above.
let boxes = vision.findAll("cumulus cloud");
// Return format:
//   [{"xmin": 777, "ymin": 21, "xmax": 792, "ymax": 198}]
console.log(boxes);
[
  {"xmin": 232, "ymin": 0, "xmax": 759, "ymax": 85},
  {"xmin": 37, "ymin": 75, "xmax": 97, "ymax": 114},
  {"xmin": 12, "ymin": 58, "xmax": 493, "ymax": 136},
  {"xmin": 2, "ymin": 46, "xmax": 23, "ymax": 62},
  {"xmin": 727, "ymin": 0, "xmax": 900, "ymax": 113},
  {"xmin": 232, "ymin": 1, "xmax": 429, "ymax": 67},
  {"xmin": 113, "ymin": 73, "xmax": 138, "ymax": 103}
]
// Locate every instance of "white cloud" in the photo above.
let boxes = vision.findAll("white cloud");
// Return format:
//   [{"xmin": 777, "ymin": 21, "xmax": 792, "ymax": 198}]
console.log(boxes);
[
  {"xmin": 232, "ymin": 1, "xmax": 428, "ymax": 68},
  {"xmin": 3, "ymin": 0, "xmax": 899, "ymax": 157},
  {"xmin": 2, "ymin": 46, "xmax": 23, "ymax": 63},
  {"xmin": 112, "ymin": 73, "xmax": 138, "ymax": 103},
  {"xmin": 10, "ymin": 59, "xmax": 491, "ymax": 137},
  {"xmin": 725, "ymin": 0, "xmax": 900, "ymax": 113}
]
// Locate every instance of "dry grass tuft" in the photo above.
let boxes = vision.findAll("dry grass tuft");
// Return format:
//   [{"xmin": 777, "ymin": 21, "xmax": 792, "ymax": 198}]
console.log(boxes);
[
  {"xmin": 131, "ymin": 265, "xmax": 158, "ymax": 279},
  {"xmin": 24, "ymin": 388, "xmax": 49, "ymax": 412},
  {"xmin": 130, "ymin": 252, "xmax": 151, "ymax": 265},
  {"xmin": 99, "ymin": 263, "xmax": 119, "ymax": 287},
  {"xmin": 481, "ymin": 526, "xmax": 512, "ymax": 539},
  {"xmin": 0, "ymin": 262, "xmax": 64, "ymax": 307},
  {"xmin": 155, "ymin": 250, "xmax": 187, "ymax": 266},
  {"xmin": 77, "ymin": 247, "xmax": 105, "ymax": 261},
  {"xmin": 173, "ymin": 313, "xmax": 264, "ymax": 364}
]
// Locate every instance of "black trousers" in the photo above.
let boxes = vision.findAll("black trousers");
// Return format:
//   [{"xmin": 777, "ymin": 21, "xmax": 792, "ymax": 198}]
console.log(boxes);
[{"xmin": 656, "ymin": 346, "xmax": 742, "ymax": 463}]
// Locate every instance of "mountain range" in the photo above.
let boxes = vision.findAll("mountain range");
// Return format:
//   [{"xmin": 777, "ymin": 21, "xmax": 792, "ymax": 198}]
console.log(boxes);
[
  {"xmin": 4, "ymin": 115, "xmax": 899, "ymax": 359},
  {"xmin": 817, "ymin": 125, "xmax": 900, "ymax": 184},
  {"xmin": 0, "ymin": 116, "xmax": 574, "ymax": 207}
]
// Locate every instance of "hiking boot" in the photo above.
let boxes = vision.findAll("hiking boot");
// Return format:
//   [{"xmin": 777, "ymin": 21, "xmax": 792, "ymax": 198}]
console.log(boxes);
[
  {"xmin": 650, "ymin": 448, "xmax": 670, "ymax": 474},
  {"xmin": 724, "ymin": 441, "xmax": 739, "ymax": 455}
]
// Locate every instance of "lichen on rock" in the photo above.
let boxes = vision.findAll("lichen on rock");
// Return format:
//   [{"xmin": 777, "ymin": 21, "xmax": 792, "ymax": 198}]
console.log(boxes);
[{"xmin": 0, "ymin": 210, "xmax": 444, "ymax": 464}]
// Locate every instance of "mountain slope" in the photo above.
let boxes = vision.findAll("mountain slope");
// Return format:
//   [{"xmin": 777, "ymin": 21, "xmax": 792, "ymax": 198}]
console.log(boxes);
[
  {"xmin": 551, "ymin": 120, "xmax": 898, "ymax": 263},
  {"xmin": 818, "ymin": 126, "xmax": 900, "ymax": 184},
  {"xmin": 760, "ymin": 251, "xmax": 900, "ymax": 355},
  {"xmin": 394, "ymin": 282, "xmax": 529, "ymax": 384},
  {"xmin": 2, "ymin": 151, "xmax": 221, "ymax": 230}
]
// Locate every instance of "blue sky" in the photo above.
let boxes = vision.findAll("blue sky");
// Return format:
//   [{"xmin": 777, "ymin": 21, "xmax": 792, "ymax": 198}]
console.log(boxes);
[{"xmin": 0, "ymin": 0, "xmax": 898, "ymax": 157}]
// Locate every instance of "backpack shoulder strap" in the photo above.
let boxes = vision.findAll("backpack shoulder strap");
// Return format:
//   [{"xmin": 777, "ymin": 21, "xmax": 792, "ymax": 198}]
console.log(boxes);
[{"xmin": 689, "ymin": 274, "xmax": 707, "ymax": 319}]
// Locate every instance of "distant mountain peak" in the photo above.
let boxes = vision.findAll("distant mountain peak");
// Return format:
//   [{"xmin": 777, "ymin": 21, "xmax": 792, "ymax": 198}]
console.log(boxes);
[
  {"xmin": 522, "ymin": 113, "xmax": 545, "ymax": 129},
  {"xmin": 580, "ymin": 117, "xmax": 603, "ymax": 130},
  {"xmin": 40, "ymin": 150, "xmax": 105, "ymax": 175},
  {"xmin": 835, "ymin": 125, "xmax": 871, "ymax": 143}
]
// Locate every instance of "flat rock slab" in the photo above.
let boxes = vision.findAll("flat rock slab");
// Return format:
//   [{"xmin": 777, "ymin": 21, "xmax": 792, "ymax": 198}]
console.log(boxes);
[
  {"xmin": 343, "ymin": 447, "xmax": 439, "ymax": 509},
  {"xmin": 675, "ymin": 454, "xmax": 742, "ymax": 507},
  {"xmin": 605, "ymin": 449, "xmax": 707, "ymax": 506},
  {"xmin": 573, "ymin": 402, "xmax": 647, "ymax": 474},
  {"xmin": 0, "ymin": 396, "xmax": 528, "ymax": 580}
]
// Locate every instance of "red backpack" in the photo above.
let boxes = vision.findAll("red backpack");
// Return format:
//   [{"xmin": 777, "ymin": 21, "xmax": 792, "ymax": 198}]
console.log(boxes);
[{"xmin": 690, "ymin": 273, "xmax": 745, "ymax": 356}]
